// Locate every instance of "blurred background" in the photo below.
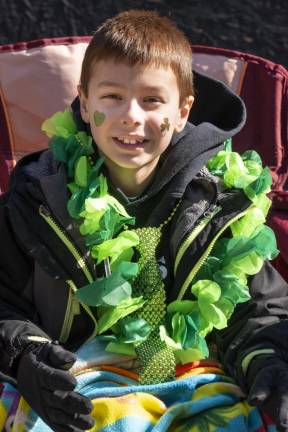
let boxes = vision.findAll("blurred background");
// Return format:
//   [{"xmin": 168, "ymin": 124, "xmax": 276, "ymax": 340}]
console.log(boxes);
[{"xmin": 0, "ymin": 0, "xmax": 287, "ymax": 67}]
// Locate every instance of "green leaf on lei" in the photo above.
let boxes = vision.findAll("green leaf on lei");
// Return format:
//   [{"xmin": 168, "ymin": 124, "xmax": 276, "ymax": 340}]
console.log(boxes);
[
  {"xmin": 75, "ymin": 273, "xmax": 132, "ymax": 306},
  {"xmin": 191, "ymin": 280, "xmax": 227, "ymax": 329},
  {"xmin": 41, "ymin": 109, "xmax": 77, "ymax": 138},
  {"xmin": 224, "ymin": 138, "xmax": 232, "ymax": 152},
  {"xmin": 85, "ymin": 230, "xmax": 111, "ymax": 247},
  {"xmin": 227, "ymin": 252, "xmax": 264, "ymax": 276},
  {"xmin": 105, "ymin": 341, "xmax": 136, "ymax": 356},
  {"xmin": 75, "ymin": 155, "xmax": 88, "ymax": 187},
  {"xmin": 67, "ymin": 182, "xmax": 80, "ymax": 194},
  {"xmin": 91, "ymin": 230, "xmax": 139, "ymax": 264},
  {"xmin": 213, "ymin": 270, "xmax": 251, "ymax": 304},
  {"xmin": 230, "ymin": 206, "xmax": 266, "ymax": 238},
  {"xmin": 174, "ymin": 339, "xmax": 209, "ymax": 364},
  {"xmin": 243, "ymin": 160, "xmax": 262, "ymax": 177},
  {"xmin": 241, "ymin": 150, "xmax": 263, "ymax": 167},
  {"xmin": 110, "ymin": 261, "xmax": 139, "ymax": 280},
  {"xmin": 100, "ymin": 207, "xmax": 135, "ymax": 238},
  {"xmin": 249, "ymin": 224, "xmax": 279, "ymax": 260},
  {"xmin": 97, "ymin": 296, "xmax": 145, "ymax": 334},
  {"xmin": 244, "ymin": 167, "xmax": 272, "ymax": 199},
  {"xmin": 118, "ymin": 316, "xmax": 151, "ymax": 343},
  {"xmin": 192, "ymin": 280, "xmax": 221, "ymax": 303},
  {"xmin": 68, "ymin": 188, "xmax": 91, "ymax": 219},
  {"xmin": 167, "ymin": 299, "xmax": 197, "ymax": 315},
  {"xmin": 206, "ymin": 150, "xmax": 227, "ymax": 176}
]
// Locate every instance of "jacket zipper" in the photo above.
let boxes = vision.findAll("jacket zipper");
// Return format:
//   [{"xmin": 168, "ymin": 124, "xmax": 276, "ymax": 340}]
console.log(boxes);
[
  {"xmin": 177, "ymin": 204, "xmax": 253, "ymax": 300},
  {"xmin": 39, "ymin": 205, "xmax": 93, "ymax": 283},
  {"xmin": 174, "ymin": 205, "xmax": 222, "ymax": 275},
  {"xmin": 39, "ymin": 205, "xmax": 97, "ymax": 341},
  {"xmin": 59, "ymin": 283, "xmax": 80, "ymax": 343},
  {"xmin": 66, "ymin": 280, "xmax": 98, "ymax": 342}
]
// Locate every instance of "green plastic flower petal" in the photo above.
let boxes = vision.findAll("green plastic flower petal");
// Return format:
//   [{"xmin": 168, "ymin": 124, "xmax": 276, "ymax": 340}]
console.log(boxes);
[
  {"xmin": 244, "ymin": 167, "xmax": 272, "ymax": 199},
  {"xmin": 230, "ymin": 207, "xmax": 266, "ymax": 238},
  {"xmin": 91, "ymin": 230, "xmax": 139, "ymax": 264},
  {"xmin": 109, "ymin": 261, "xmax": 139, "ymax": 280},
  {"xmin": 216, "ymin": 297, "xmax": 234, "ymax": 320},
  {"xmin": 231, "ymin": 251, "xmax": 264, "ymax": 275},
  {"xmin": 119, "ymin": 317, "xmax": 150, "ymax": 343},
  {"xmin": 192, "ymin": 280, "xmax": 221, "ymax": 303},
  {"xmin": 105, "ymin": 341, "xmax": 136, "ymax": 356},
  {"xmin": 159, "ymin": 325, "xmax": 182, "ymax": 350},
  {"xmin": 206, "ymin": 150, "xmax": 227, "ymax": 175},
  {"xmin": 213, "ymin": 270, "xmax": 250, "ymax": 304},
  {"xmin": 171, "ymin": 312, "xmax": 187, "ymax": 345},
  {"xmin": 250, "ymin": 224, "xmax": 279, "ymax": 260},
  {"xmin": 198, "ymin": 301, "xmax": 227, "ymax": 329},
  {"xmin": 167, "ymin": 300, "xmax": 197, "ymax": 315},
  {"xmin": 80, "ymin": 211, "xmax": 105, "ymax": 235},
  {"xmin": 174, "ymin": 343, "xmax": 208, "ymax": 364},
  {"xmin": 241, "ymin": 150, "xmax": 262, "ymax": 167},
  {"xmin": 84, "ymin": 196, "xmax": 109, "ymax": 213},
  {"xmin": 97, "ymin": 296, "xmax": 145, "ymax": 334},
  {"xmin": 251, "ymin": 193, "xmax": 271, "ymax": 217},
  {"xmin": 75, "ymin": 156, "xmax": 88, "ymax": 187},
  {"xmin": 67, "ymin": 189, "xmax": 88, "ymax": 219},
  {"xmin": 224, "ymin": 138, "xmax": 232, "ymax": 152},
  {"xmin": 75, "ymin": 273, "xmax": 132, "ymax": 307},
  {"xmin": 243, "ymin": 159, "xmax": 262, "ymax": 177},
  {"xmin": 42, "ymin": 109, "xmax": 77, "ymax": 138}
]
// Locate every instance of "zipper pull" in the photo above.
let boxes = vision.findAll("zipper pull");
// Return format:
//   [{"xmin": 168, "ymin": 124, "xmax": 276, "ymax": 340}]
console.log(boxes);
[
  {"xmin": 203, "ymin": 205, "xmax": 222, "ymax": 219},
  {"xmin": 39, "ymin": 204, "xmax": 50, "ymax": 217}
]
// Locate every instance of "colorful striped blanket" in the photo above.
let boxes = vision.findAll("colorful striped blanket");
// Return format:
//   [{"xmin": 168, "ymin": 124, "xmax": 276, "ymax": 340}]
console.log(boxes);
[{"xmin": 0, "ymin": 339, "xmax": 276, "ymax": 432}]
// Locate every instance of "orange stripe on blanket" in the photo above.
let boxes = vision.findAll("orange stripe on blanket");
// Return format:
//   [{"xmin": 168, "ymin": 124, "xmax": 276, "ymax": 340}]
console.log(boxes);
[{"xmin": 75, "ymin": 365, "xmax": 139, "ymax": 381}]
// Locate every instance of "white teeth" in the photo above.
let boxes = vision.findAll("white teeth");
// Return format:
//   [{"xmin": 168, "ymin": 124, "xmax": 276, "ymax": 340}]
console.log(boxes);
[{"xmin": 117, "ymin": 137, "xmax": 144, "ymax": 145}]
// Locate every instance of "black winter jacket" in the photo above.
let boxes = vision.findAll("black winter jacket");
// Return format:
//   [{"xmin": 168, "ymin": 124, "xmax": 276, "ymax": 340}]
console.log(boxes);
[{"xmin": 1, "ymin": 72, "xmax": 288, "ymax": 390}]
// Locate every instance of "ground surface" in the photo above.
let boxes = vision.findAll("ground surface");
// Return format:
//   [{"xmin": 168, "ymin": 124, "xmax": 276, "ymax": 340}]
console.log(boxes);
[{"xmin": 0, "ymin": 0, "xmax": 287, "ymax": 67}]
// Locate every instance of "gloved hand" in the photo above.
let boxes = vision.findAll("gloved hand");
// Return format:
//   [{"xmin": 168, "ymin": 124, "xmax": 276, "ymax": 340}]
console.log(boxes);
[
  {"xmin": 16, "ymin": 341, "xmax": 94, "ymax": 432},
  {"xmin": 247, "ymin": 355, "xmax": 288, "ymax": 432}
]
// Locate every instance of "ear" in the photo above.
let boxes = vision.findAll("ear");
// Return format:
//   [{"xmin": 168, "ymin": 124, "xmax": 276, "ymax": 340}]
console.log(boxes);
[
  {"xmin": 174, "ymin": 95, "xmax": 194, "ymax": 133},
  {"xmin": 77, "ymin": 84, "xmax": 90, "ymax": 124}
]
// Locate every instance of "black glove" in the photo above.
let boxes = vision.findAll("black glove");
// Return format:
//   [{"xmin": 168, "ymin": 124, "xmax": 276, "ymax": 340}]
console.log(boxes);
[
  {"xmin": 247, "ymin": 355, "xmax": 288, "ymax": 432},
  {"xmin": 16, "ymin": 341, "xmax": 94, "ymax": 432}
]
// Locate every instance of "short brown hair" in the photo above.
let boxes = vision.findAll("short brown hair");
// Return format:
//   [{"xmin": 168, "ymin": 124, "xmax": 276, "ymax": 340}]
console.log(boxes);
[{"xmin": 80, "ymin": 10, "xmax": 193, "ymax": 103}]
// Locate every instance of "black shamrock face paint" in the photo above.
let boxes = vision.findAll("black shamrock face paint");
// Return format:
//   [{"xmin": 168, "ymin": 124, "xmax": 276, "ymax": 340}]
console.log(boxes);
[
  {"xmin": 160, "ymin": 117, "xmax": 170, "ymax": 134},
  {"xmin": 94, "ymin": 111, "xmax": 105, "ymax": 127}
]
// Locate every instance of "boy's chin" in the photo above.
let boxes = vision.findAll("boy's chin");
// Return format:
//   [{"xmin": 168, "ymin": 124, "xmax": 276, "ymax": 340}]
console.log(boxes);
[{"xmin": 103, "ymin": 154, "xmax": 160, "ymax": 172}]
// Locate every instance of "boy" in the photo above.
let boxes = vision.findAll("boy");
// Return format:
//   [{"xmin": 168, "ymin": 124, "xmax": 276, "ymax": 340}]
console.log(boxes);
[{"xmin": 1, "ymin": 9, "xmax": 288, "ymax": 432}]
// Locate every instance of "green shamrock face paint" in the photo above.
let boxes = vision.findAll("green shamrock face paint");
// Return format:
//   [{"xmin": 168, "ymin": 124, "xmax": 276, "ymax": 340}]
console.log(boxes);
[
  {"xmin": 160, "ymin": 117, "xmax": 170, "ymax": 134},
  {"xmin": 94, "ymin": 111, "xmax": 105, "ymax": 127}
]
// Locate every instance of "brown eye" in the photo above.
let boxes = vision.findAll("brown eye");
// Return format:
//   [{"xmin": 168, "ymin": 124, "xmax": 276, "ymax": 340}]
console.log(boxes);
[
  {"xmin": 144, "ymin": 96, "xmax": 162, "ymax": 103},
  {"xmin": 102, "ymin": 94, "xmax": 122, "ymax": 101}
]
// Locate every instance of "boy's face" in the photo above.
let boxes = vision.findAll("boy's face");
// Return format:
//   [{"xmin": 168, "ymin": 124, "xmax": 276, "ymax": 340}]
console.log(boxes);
[{"xmin": 79, "ymin": 59, "xmax": 193, "ymax": 189}]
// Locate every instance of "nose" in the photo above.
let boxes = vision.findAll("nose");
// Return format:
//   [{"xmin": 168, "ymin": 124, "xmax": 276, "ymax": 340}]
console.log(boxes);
[{"xmin": 121, "ymin": 99, "xmax": 143, "ymax": 127}]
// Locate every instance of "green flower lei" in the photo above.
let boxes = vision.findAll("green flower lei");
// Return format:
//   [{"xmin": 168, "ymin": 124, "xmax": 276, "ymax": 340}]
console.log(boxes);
[
  {"xmin": 161, "ymin": 139, "xmax": 279, "ymax": 363},
  {"xmin": 42, "ymin": 110, "xmax": 279, "ymax": 368}
]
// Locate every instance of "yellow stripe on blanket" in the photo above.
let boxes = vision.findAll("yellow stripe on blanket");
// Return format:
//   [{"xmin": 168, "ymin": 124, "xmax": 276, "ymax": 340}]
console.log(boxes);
[
  {"xmin": 0, "ymin": 402, "xmax": 8, "ymax": 430},
  {"xmin": 192, "ymin": 381, "xmax": 245, "ymax": 402},
  {"xmin": 11, "ymin": 397, "xmax": 31, "ymax": 432},
  {"xmin": 90, "ymin": 392, "xmax": 166, "ymax": 431}
]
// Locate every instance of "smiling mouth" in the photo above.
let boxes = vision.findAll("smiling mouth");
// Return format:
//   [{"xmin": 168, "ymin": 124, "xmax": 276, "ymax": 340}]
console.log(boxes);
[{"xmin": 113, "ymin": 136, "xmax": 148, "ymax": 148}]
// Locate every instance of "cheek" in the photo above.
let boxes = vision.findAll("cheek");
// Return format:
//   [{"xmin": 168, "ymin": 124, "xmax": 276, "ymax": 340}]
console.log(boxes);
[{"xmin": 160, "ymin": 117, "xmax": 171, "ymax": 135}]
